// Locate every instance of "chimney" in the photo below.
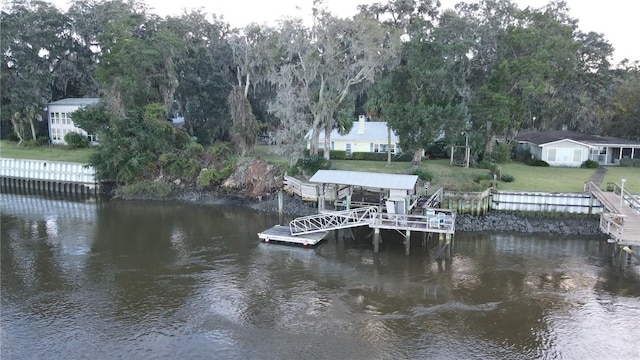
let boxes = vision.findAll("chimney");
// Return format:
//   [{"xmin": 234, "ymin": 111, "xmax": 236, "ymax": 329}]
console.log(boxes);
[{"xmin": 357, "ymin": 115, "xmax": 366, "ymax": 135}]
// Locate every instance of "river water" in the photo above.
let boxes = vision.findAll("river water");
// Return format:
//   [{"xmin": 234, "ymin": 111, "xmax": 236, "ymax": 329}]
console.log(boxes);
[{"xmin": 1, "ymin": 193, "xmax": 639, "ymax": 360}]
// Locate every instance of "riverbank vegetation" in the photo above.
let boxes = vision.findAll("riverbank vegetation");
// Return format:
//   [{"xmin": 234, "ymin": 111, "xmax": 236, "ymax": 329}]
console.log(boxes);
[{"xmin": 2, "ymin": 0, "xmax": 639, "ymax": 198}]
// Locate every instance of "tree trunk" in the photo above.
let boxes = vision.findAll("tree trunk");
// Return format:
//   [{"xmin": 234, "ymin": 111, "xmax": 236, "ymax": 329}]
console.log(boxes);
[
  {"xmin": 29, "ymin": 118, "xmax": 37, "ymax": 141},
  {"xmin": 412, "ymin": 149, "xmax": 422, "ymax": 168},
  {"xmin": 309, "ymin": 128, "xmax": 319, "ymax": 156},
  {"xmin": 482, "ymin": 121, "xmax": 494, "ymax": 162},
  {"xmin": 387, "ymin": 126, "xmax": 392, "ymax": 165},
  {"xmin": 323, "ymin": 124, "xmax": 331, "ymax": 160}
]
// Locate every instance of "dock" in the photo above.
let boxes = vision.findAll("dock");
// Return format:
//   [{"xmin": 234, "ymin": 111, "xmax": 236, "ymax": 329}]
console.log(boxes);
[
  {"xmin": 258, "ymin": 225, "xmax": 328, "ymax": 246},
  {"xmin": 259, "ymin": 170, "xmax": 456, "ymax": 257}
]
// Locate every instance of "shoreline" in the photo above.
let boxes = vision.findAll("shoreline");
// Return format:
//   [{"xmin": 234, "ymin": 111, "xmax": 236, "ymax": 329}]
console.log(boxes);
[{"xmin": 118, "ymin": 188, "xmax": 603, "ymax": 236}]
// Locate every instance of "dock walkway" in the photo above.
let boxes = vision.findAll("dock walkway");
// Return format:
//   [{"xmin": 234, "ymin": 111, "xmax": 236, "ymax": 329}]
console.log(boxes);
[{"xmin": 586, "ymin": 181, "xmax": 640, "ymax": 247}]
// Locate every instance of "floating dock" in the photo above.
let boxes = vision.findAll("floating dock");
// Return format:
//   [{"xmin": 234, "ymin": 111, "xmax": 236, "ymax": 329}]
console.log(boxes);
[{"xmin": 257, "ymin": 225, "xmax": 328, "ymax": 246}]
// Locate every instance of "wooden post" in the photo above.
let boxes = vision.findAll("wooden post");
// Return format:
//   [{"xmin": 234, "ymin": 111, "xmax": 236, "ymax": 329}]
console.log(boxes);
[
  {"xmin": 405, "ymin": 230, "xmax": 411, "ymax": 256},
  {"xmin": 373, "ymin": 227, "xmax": 380, "ymax": 253},
  {"xmin": 422, "ymin": 232, "xmax": 427, "ymax": 247},
  {"xmin": 278, "ymin": 190, "xmax": 284, "ymax": 225},
  {"xmin": 446, "ymin": 234, "xmax": 452, "ymax": 260}
]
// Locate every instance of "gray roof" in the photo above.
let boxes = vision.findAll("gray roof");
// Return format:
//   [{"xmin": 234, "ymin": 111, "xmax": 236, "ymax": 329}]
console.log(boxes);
[
  {"xmin": 48, "ymin": 98, "xmax": 101, "ymax": 106},
  {"xmin": 516, "ymin": 130, "xmax": 640, "ymax": 147},
  {"xmin": 317, "ymin": 121, "xmax": 399, "ymax": 142},
  {"xmin": 309, "ymin": 170, "xmax": 418, "ymax": 190}
]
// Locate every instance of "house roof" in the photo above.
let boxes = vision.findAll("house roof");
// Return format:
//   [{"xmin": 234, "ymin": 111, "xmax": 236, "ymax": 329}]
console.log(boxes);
[
  {"xmin": 48, "ymin": 98, "xmax": 101, "ymax": 107},
  {"xmin": 515, "ymin": 130, "xmax": 640, "ymax": 147},
  {"xmin": 317, "ymin": 121, "xmax": 399, "ymax": 143},
  {"xmin": 309, "ymin": 170, "xmax": 418, "ymax": 190}
]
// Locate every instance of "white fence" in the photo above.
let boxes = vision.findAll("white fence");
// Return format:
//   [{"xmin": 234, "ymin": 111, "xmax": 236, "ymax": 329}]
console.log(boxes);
[
  {"xmin": 491, "ymin": 190, "xmax": 603, "ymax": 214},
  {"xmin": 0, "ymin": 158, "xmax": 96, "ymax": 186}
]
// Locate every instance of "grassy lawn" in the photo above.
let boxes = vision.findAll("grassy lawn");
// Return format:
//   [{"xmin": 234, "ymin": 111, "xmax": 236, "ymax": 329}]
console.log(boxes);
[
  {"xmin": 495, "ymin": 162, "xmax": 596, "ymax": 193},
  {"xmin": 0, "ymin": 140, "xmax": 94, "ymax": 163},
  {"xmin": 601, "ymin": 166, "xmax": 640, "ymax": 194},
  {"xmin": 8, "ymin": 142, "xmax": 628, "ymax": 194}
]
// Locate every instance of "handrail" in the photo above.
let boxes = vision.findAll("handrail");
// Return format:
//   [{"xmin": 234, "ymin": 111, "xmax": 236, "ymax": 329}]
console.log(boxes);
[{"xmin": 289, "ymin": 206, "xmax": 378, "ymax": 235}]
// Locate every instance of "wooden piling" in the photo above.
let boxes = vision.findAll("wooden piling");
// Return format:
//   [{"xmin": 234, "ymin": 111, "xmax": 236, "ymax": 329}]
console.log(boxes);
[
  {"xmin": 373, "ymin": 227, "xmax": 380, "ymax": 253},
  {"xmin": 405, "ymin": 230, "xmax": 411, "ymax": 256}
]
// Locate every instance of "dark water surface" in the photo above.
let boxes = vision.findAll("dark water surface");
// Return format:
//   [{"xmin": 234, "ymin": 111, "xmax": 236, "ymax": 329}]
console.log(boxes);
[{"xmin": 1, "ymin": 193, "xmax": 639, "ymax": 360}]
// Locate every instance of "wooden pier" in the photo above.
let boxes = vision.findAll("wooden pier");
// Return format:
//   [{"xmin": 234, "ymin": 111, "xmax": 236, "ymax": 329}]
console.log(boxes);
[{"xmin": 259, "ymin": 170, "xmax": 457, "ymax": 257}]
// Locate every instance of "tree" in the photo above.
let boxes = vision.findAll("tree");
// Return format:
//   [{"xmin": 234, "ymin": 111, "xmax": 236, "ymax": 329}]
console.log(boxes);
[
  {"xmin": 268, "ymin": 8, "xmax": 401, "ymax": 163},
  {"xmin": 1, "ymin": 0, "xmax": 76, "ymax": 140},
  {"xmin": 607, "ymin": 65, "xmax": 640, "ymax": 140},
  {"xmin": 168, "ymin": 11, "xmax": 233, "ymax": 144},
  {"xmin": 88, "ymin": 103, "xmax": 189, "ymax": 184},
  {"xmin": 365, "ymin": 1, "xmax": 469, "ymax": 164}
]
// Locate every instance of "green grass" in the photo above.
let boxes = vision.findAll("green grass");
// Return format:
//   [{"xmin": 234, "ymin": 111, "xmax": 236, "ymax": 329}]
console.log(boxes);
[
  {"xmin": 601, "ymin": 166, "xmax": 640, "ymax": 194},
  {"xmin": 9, "ymin": 141, "xmax": 630, "ymax": 194},
  {"xmin": 0, "ymin": 140, "xmax": 94, "ymax": 163},
  {"xmin": 495, "ymin": 162, "xmax": 596, "ymax": 192}
]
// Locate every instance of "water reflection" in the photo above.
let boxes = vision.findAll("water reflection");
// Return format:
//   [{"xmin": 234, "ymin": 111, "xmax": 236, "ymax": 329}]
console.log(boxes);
[{"xmin": 1, "ymin": 194, "xmax": 639, "ymax": 360}]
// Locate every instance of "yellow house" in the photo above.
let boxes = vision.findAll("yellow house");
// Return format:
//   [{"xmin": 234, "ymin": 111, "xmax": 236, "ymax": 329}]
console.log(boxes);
[{"xmin": 313, "ymin": 115, "xmax": 401, "ymax": 155}]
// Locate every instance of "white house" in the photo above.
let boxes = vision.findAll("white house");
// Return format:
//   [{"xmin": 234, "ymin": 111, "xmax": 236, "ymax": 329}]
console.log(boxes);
[
  {"xmin": 312, "ymin": 115, "xmax": 401, "ymax": 155},
  {"xmin": 47, "ymin": 98, "xmax": 100, "ymax": 145},
  {"xmin": 515, "ymin": 130, "xmax": 640, "ymax": 167}
]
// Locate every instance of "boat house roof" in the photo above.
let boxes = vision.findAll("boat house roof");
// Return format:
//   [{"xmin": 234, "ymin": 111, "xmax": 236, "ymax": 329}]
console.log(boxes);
[{"xmin": 309, "ymin": 170, "xmax": 418, "ymax": 190}]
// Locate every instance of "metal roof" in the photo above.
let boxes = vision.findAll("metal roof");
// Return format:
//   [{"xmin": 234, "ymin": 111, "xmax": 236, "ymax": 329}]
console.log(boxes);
[
  {"xmin": 317, "ymin": 121, "xmax": 399, "ymax": 143},
  {"xmin": 309, "ymin": 170, "xmax": 418, "ymax": 190},
  {"xmin": 48, "ymin": 98, "xmax": 101, "ymax": 106},
  {"xmin": 515, "ymin": 130, "xmax": 640, "ymax": 147}
]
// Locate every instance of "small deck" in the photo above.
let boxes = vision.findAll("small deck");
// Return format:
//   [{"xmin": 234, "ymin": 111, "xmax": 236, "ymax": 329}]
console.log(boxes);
[{"xmin": 258, "ymin": 225, "xmax": 328, "ymax": 246}]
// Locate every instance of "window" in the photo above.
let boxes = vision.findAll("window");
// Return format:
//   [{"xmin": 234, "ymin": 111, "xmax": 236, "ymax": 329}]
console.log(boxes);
[
  {"xmin": 346, "ymin": 143, "xmax": 352, "ymax": 156},
  {"xmin": 548, "ymin": 148, "xmax": 556, "ymax": 162},
  {"xmin": 573, "ymin": 149, "xmax": 582, "ymax": 163}
]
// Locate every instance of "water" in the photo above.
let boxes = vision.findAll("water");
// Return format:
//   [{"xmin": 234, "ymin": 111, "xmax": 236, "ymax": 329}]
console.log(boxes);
[{"xmin": 1, "ymin": 193, "xmax": 639, "ymax": 360}]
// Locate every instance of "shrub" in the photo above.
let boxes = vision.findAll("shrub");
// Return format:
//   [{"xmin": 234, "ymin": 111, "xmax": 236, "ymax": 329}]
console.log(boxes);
[
  {"xmin": 393, "ymin": 152, "xmax": 413, "ymax": 162},
  {"xmin": 186, "ymin": 142, "xmax": 205, "ymax": 156},
  {"xmin": 64, "ymin": 132, "xmax": 89, "ymax": 149},
  {"xmin": 159, "ymin": 153, "xmax": 199, "ymax": 180},
  {"xmin": 478, "ymin": 160, "xmax": 498, "ymax": 174},
  {"xmin": 490, "ymin": 142, "xmax": 513, "ymax": 163},
  {"xmin": 500, "ymin": 173, "xmax": 515, "ymax": 182},
  {"xmin": 580, "ymin": 160, "xmax": 600, "ymax": 169},
  {"xmin": 412, "ymin": 168, "xmax": 434, "ymax": 182},
  {"xmin": 425, "ymin": 140, "xmax": 447, "ymax": 159},
  {"xmin": 296, "ymin": 155, "xmax": 331, "ymax": 175},
  {"xmin": 207, "ymin": 142, "xmax": 233, "ymax": 157},
  {"xmin": 474, "ymin": 173, "xmax": 494, "ymax": 183},
  {"xmin": 513, "ymin": 147, "xmax": 532, "ymax": 162},
  {"xmin": 620, "ymin": 158, "xmax": 640, "ymax": 167},
  {"xmin": 526, "ymin": 158, "xmax": 550, "ymax": 167}
]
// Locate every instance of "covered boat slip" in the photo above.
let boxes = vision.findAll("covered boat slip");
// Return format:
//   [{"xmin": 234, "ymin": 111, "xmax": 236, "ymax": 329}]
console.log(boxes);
[{"xmin": 258, "ymin": 170, "xmax": 457, "ymax": 253}]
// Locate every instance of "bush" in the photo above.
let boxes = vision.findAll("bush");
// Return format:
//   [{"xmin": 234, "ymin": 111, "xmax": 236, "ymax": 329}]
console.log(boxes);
[
  {"xmin": 620, "ymin": 158, "xmax": 640, "ymax": 167},
  {"xmin": 412, "ymin": 168, "xmax": 434, "ymax": 182},
  {"xmin": 490, "ymin": 142, "xmax": 513, "ymax": 163},
  {"xmin": 513, "ymin": 147, "xmax": 532, "ymax": 162},
  {"xmin": 425, "ymin": 140, "xmax": 447, "ymax": 159},
  {"xmin": 525, "ymin": 158, "xmax": 550, "ymax": 167},
  {"xmin": 393, "ymin": 152, "xmax": 413, "ymax": 162},
  {"xmin": 500, "ymin": 173, "xmax": 515, "ymax": 182},
  {"xmin": 478, "ymin": 160, "xmax": 498, "ymax": 174},
  {"xmin": 580, "ymin": 160, "xmax": 600, "ymax": 169},
  {"xmin": 296, "ymin": 155, "xmax": 331, "ymax": 175},
  {"xmin": 186, "ymin": 142, "xmax": 205, "ymax": 156},
  {"xmin": 159, "ymin": 152, "xmax": 199, "ymax": 180},
  {"xmin": 474, "ymin": 173, "xmax": 494, "ymax": 183},
  {"xmin": 64, "ymin": 132, "xmax": 89, "ymax": 149}
]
